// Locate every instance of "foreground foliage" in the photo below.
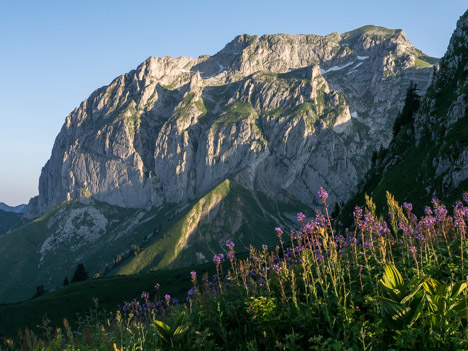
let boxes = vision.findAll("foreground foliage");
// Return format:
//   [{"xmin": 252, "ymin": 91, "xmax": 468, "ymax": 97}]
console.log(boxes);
[{"xmin": 2, "ymin": 190, "xmax": 467, "ymax": 350}]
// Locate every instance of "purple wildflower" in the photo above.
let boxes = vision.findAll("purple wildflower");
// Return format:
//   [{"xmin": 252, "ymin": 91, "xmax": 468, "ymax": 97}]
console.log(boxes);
[
  {"xmin": 297, "ymin": 212, "xmax": 306, "ymax": 222},
  {"xmin": 353, "ymin": 206, "xmax": 363, "ymax": 220},
  {"xmin": 403, "ymin": 202, "xmax": 413, "ymax": 212},
  {"xmin": 225, "ymin": 240, "xmax": 235, "ymax": 249},
  {"xmin": 186, "ymin": 288, "xmax": 195, "ymax": 301},
  {"xmin": 213, "ymin": 254, "xmax": 224, "ymax": 265},
  {"xmin": 424, "ymin": 206, "xmax": 433, "ymax": 216},
  {"xmin": 275, "ymin": 227, "xmax": 283, "ymax": 238},
  {"xmin": 318, "ymin": 187, "xmax": 328, "ymax": 201}
]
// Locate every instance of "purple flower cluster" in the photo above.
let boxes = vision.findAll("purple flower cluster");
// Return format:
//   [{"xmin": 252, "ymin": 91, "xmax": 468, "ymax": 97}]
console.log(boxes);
[
  {"xmin": 275, "ymin": 227, "xmax": 283, "ymax": 237},
  {"xmin": 403, "ymin": 202, "xmax": 413, "ymax": 212},
  {"xmin": 213, "ymin": 253, "xmax": 225, "ymax": 265},
  {"xmin": 297, "ymin": 212, "xmax": 306, "ymax": 222},
  {"xmin": 141, "ymin": 291, "xmax": 149, "ymax": 300},
  {"xmin": 318, "ymin": 187, "xmax": 328, "ymax": 201},
  {"xmin": 353, "ymin": 206, "xmax": 363, "ymax": 220}
]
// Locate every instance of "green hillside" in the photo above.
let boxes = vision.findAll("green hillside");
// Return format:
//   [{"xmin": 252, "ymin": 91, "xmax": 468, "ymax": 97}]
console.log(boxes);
[
  {"xmin": 0, "ymin": 180, "xmax": 305, "ymax": 303},
  {"xmin": 0, "ymin": 209, "xmax": 24, "ymax": 236},
  {"xmin": 0, "ymin": 261, "xmax": 215, "ymax": 338}
]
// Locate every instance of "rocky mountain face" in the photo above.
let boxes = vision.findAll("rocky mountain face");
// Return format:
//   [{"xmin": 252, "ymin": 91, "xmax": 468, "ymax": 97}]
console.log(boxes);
[
  {"xmin": 340, "ymin": 10, "xmax": 468, "ymax": 218},
  {"xmin": 0, "ymin": 26, "xmax": 438, "ymax": 303},
  {"xmin": 26, "ymin": 26, "xmax": 435, "ymax": 219},
  {"xmin": 414, "ymin": 11, "xmax": 468, "ymax": 194}
]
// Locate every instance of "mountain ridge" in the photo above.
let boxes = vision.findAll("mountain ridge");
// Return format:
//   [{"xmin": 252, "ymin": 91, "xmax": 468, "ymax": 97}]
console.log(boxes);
[
  {"xmin": 0, "ymin": 202, "xmax": 27, "ymax": 213},
  {"xmin": 26, "ymin": 27, "xmax": 436, "ymax": 219}
]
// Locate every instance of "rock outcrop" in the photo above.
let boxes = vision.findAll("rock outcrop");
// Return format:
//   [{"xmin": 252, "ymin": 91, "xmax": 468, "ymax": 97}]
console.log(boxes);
[{"xmin": 26, "ymin": 26, "xmax": 436, "ymax": 219}]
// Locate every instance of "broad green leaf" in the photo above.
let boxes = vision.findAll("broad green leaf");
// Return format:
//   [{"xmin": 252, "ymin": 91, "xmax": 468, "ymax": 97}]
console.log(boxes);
[
  {"xmin": 173, "ymin": 325, "xmax": 189, "ymax": 337},
  {"xmin": 381, "ymin": 297, "xmax": 410, "ymax": 328},
  {"xmin": 380, "ymin": 282, "xmax": 401, "ymax": 301},
  {"xmin": 425, "ymin": 294, "xmax": 438, "ymax": 312},
  {"xmin": 154, "ymin": 319, "xmax": 171, "ymax": 332},
  {"xmin": 406, "ymin": 295, "xmax": 424, "ymax": 327},
  {"xmin": 432, "ymin": 294, "xmax": 444, "ymax": 311},
  {"xmin": 382, "ymin": 264, "xmax": 404, "ymax": 290},
  {"xmin": 175, "ymin": 311, "xmax": 186, "ymax": 326},
  {"xmin": 400, "ymin": 279, "xmax": 426, "ymax": 304},
  {"xmin": 451, "ymin": 281, "xmax": 467, "ymax": 298},
  {"xmin": 423, "ymin": 278, "xmax": 440, "ymax": 295}
]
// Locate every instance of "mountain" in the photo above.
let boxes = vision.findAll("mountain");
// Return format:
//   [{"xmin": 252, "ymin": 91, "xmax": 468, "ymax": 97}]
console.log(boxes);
[
  {"xmin": 0, "ymin": 209, "xmax": 24, "ymax": 236},
  {"xmin": 340, "ymin": 10, "xmax": 468, "ymax": 218},
  {"xmin": 25, "ymin": 26, "xmax": 436, "ymax": 219},
  {"xmin": 0, "ymin": 202, "xmax": 27, "ymax": 213},
  {"xmin": 0, "ymin": 26, "xmax": 437, "ymax": 303}
]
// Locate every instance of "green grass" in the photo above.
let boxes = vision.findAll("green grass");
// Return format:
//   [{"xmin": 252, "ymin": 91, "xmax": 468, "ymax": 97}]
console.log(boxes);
[
  {"xmin": 0, "ymin": 261, "xmax": 215, "ymax": 338},
  {"xmin": 116, "ymin": 180, "xmax": 233, "ymax": 274},
  {"xmin": 116, "ymin": 179, "xmax": 304, "ymax": 275},
  {"xmin": 344, "ymin": 25, "xmax": 398, "ymax": 39},
  {"xmin": 0, "ymin": 201, "xmax": 181, "ymax": 303},
  {"xmin": 414, "ymin": 57, "xmax": 434, "ymax": 69}
]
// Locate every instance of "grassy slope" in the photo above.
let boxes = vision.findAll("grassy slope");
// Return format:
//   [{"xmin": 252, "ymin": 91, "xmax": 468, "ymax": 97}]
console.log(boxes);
[
  {"xmin": 0, "ymin": 178, "xmax": 305, "ymax": 337},
  {"xmin": 115, "ymin": 179, "xmax": 304, "ymax": 275},
  {"xmin": 0, "ymin": 179, "xmax": 305, "ymax": 304},
  {"xmin": 0, "ymin": 201, "xmax": 180, "ymax": 303},
  {"xmin": 0, "ymin": 209, "xmax": 24, "ymax": 236},
  {"xmin": 0, "ymin": 261, "xmax": 215, "ymax": 338}
]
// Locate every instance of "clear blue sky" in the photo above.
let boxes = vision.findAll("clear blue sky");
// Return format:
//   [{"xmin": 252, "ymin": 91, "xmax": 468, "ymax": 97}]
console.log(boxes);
[{"xmin": 0, "ymin": 0, "xmax": 466, "ymax": 206}]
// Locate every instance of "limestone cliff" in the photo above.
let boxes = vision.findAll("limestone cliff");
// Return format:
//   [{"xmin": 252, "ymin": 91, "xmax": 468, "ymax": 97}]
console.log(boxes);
[{"xmin": 26, "ymin": 26, "xmax": 436, "ymax": 219}]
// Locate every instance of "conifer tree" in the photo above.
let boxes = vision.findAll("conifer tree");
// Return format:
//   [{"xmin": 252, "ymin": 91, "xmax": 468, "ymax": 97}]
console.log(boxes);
[
  {"xmin": 392, "ymin": 82, "xmax": 421, "ymax": 137},
  {"xmin": 32, "ymin": 285, "xmax": 46, "ymax": 298},
  {"xmin": 71, "ymin": 263, "xmax": 88, "ymax": 283}
]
